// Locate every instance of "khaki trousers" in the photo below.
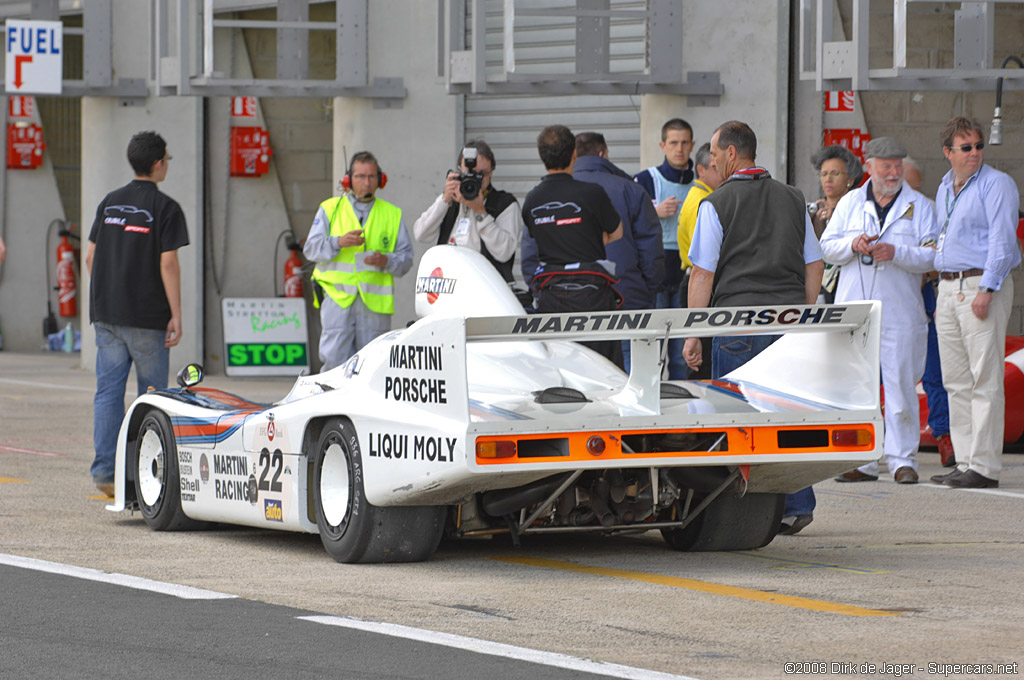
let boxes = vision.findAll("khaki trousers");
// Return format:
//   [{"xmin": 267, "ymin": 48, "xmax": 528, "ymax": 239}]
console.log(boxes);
[{"xmin": 935, "ymin": 275, "xmax": 1013, "ymax": 480}]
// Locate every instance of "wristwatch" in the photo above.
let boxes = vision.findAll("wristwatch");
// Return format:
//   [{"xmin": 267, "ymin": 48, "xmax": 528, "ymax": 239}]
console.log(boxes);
[
  {"xmin": 979, "ymin": 286, "xmax": 995, "ymax": 294},
  {"xmin": 474, "ymin": 212, "xmax": 486, "ymax": 222}
]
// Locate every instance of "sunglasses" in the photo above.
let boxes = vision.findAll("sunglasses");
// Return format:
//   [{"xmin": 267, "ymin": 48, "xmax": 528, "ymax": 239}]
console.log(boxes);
[{"xmin": 949, "ymin": 142, "xmax": 984, "ymax": 153}]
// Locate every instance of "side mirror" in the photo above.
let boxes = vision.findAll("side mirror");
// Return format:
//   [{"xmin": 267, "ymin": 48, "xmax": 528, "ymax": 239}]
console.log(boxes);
[{"xmin": 176, "ymin": 363, "xmax": 204, "ymax": 389}]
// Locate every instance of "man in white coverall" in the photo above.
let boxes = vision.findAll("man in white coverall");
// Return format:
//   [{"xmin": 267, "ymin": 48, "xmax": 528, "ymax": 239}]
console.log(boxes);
[{"xmin": 820, "ymin": 137, "xmax": 938, "ymax": 484}]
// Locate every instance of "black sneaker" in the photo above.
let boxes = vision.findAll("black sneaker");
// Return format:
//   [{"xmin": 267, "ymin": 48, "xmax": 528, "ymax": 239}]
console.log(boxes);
[
  {"xmin": 930, "ymin": 469, "xmax": 962, "ymax": 484},
  {"xmin": 778, "ymin": 514, "xmax": 813, "ymax": 536}
]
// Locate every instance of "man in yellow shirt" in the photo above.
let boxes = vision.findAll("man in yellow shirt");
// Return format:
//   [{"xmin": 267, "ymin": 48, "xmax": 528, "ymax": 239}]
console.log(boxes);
[
  {"xmin": 675, "ymin": 142, "xmax": 721, "ymax": 379},
  {"xmin": 676, "ymin": 142, "xmax": 722, "ymax": 268}
]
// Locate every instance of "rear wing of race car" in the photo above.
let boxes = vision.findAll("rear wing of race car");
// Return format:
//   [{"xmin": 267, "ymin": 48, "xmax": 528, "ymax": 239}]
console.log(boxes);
[{"xmin": 464, "ymin": 302, "xmax": 882, "ymax": 417}]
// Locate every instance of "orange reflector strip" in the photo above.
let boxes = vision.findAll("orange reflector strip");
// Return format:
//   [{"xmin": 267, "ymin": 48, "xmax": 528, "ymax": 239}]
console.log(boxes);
[
  {"xmin": 476, "ymin": 440, "xmax": 516, "ymax": 459},
  {"xmin": 475, "ymin": 424, "xmax": 876, "ymax": 464}
]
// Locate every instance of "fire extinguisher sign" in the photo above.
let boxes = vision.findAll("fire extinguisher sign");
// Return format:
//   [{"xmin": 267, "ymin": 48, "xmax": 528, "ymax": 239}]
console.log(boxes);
[
  {"xmin": 5, "ymin": 20, "xmax": 63, "ymax": 95},
  {"xmin": 222, "ymin": 298, "xmax": 310, "ymax": 377}
]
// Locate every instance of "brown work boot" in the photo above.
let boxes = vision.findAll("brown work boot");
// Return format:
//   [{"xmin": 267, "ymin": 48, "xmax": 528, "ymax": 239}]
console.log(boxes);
[
  {"xmin": 95, "ymin": 482, "xmax": 115, "ymax": 498},
  {"xmin": 936, "ymin": 434, "xmax": 956, "ymax": 468}
]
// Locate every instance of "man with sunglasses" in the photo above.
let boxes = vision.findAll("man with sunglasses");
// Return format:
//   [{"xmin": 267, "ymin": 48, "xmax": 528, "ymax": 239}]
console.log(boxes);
[{"xmin": 930, "ymin": 117, "xmax": 1021, "ymax": 489}]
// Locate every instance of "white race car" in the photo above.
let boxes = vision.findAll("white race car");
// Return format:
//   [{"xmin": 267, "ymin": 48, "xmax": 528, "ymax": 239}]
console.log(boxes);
[{"xmin": 109, "ymin": 246, "xmax": 882, "ymax": 563}]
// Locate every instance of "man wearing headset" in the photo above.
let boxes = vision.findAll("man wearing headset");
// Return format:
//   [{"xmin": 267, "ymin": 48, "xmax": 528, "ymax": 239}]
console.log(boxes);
[
  {"xmin": 819, "ymin": 137, "xmax": 939, "ymax": 486},
  {"xmin": 304, "ymin": 151, "xmax": 413, "ymax": 371}
]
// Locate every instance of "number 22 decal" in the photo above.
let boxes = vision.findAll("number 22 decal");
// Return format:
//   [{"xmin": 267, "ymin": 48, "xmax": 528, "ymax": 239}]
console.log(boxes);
[{"xmin": 258, "ymin": 448, "xmax": 283, "ymax": 492}]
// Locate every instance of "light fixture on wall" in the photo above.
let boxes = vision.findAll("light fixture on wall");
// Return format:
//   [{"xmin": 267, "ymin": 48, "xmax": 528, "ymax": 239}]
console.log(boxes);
[{"xmin": 990, "ymin": 55, "xmax": 1023, "ymax": 146}]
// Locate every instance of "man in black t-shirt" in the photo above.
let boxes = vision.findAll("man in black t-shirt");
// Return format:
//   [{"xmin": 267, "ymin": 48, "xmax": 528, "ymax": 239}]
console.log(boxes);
[
  {"xmin": 86, "ymin": 131, "xmax": 189, "ymax": 497},
  {"xmin": 520, "ymin": 125, "xmax": 623, "ymax": 363}
]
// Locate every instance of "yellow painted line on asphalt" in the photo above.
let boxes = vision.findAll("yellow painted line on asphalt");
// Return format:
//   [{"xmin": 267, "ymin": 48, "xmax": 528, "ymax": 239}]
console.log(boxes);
[
  {"xmin": 493, "ymin": 556, "xmax": 899, "ymax": 617},
  {"xmin": 726, "ymin": 551, "xmax": 889, "ymax": 574},
  {"xmin": 0, "ymin": 476, "xmax": 28, "ymax": 483}
]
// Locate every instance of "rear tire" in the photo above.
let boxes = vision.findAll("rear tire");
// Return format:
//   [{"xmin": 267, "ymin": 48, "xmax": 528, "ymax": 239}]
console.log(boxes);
[
  {"xmin": 134, "ymin": 410, "xmax": 201, "ymax": 531},
  {"xmin": 661, "ymin": 492, "xmax": 784, "ymax": 552},
  {"xmin": 313, "ymin": 418, "xmax": 445, "ymax": 563}
]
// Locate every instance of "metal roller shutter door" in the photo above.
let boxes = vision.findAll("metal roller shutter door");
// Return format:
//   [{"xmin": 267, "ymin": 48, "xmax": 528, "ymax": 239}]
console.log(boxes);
[{"xmin": 463, "ymin": 1, "xmax": 648, "ymax": 200}]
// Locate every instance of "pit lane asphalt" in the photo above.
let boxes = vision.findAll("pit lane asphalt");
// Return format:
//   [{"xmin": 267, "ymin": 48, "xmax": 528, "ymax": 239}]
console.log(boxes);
[{"xmin": 2, "ymin": 351, "xmax": 1023, "ymax": 679}]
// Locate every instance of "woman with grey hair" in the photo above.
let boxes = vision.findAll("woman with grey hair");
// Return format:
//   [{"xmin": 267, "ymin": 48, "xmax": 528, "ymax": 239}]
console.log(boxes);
[{"xmin": 809, "ymin": 145, "xmax": 863, "ymax": 238}]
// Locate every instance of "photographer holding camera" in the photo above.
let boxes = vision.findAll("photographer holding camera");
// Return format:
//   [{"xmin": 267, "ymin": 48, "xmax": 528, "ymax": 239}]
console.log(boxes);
[{"xmin": 412, "ymin": 140, "xmax": 524, "ymax": 285}]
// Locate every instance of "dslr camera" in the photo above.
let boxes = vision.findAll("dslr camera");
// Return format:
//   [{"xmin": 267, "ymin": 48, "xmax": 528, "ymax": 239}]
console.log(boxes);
[{"xmin": 454, "ymin": 147, "xmax": 485, "ymax": 201}]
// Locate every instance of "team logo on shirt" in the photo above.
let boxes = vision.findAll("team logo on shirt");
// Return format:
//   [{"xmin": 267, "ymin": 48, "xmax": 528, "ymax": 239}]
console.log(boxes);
[
  {"xmin": 105, "ymin": 205, "xmax": 154, "ymax": 234},
  {"xmin": 530, "ymin": 201, "xmax": 581, "ymax": 217}
]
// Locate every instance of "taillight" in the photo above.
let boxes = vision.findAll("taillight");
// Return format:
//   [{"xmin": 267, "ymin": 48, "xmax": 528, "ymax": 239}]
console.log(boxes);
[
  {"xmin": 832, "ymin": 429, "xmax": 873, "ymax": 447},
  {"xmin": 476, "ymin": 440, "xmax": 516, "ymax": 459},
  {"xmin": 587, "ymin": 436, "xmax": 606, "ymax": 455}
]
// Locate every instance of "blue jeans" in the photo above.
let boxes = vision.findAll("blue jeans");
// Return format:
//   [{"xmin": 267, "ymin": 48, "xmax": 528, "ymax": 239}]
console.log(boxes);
[
  {"xmin": 655, "ymin": 288, "xmax": 688, "ymax": 380},
  {"xmin": 784, "ymin": 486, "xmax": 817, "ymax": 516},
  {"xmin": 91, "ymin": 323, "xmax": 170, "ymax": 483},
  {"xmin": 921, "ymin": 279, "xmax": 950, "ymax": 436},
  {"xmin": 710, "ymin": 333, "xmax": 816, "ymax": 516},
  {"xmin": 710, "ymin": 334, "xmax": 780, "ymax": 380}
]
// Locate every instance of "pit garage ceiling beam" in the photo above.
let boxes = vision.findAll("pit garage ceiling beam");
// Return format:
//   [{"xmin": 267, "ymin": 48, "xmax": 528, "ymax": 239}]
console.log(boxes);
[
  {"xmin": 0, "ymin": 0, "xmax": 405, "ymax": 101},
  {"xmin": 440, "ymin": 0, "xmax": 722, "ymax": 104},
  {"xmin": 799, "ymin": 0, "xmax": 1024, "ymax": 92}
]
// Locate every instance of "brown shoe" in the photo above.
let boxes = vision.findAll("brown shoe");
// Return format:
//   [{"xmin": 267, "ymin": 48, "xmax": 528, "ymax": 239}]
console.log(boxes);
[
  {"xmin": 944, "ymin": 469, "xmax": 998, "ymax": 489},
  {"xmin": 894, "ymin": 467, "xmax": 919, "ymax": 484},
  {"xmin": 95, "ymin": 482, "xmax": 115, "ymax": 498},
  {"xmin": 936, "ymin": 434, "xmax": 956, "ymax": 468},
  {"xmin": 834, "ymin": 469, "xmax": 878, "ymax": 482}
]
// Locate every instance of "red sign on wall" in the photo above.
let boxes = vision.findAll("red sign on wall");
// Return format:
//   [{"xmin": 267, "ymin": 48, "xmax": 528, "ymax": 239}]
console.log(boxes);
[
  {"xmin": 7, "ymin": 122, "xmax": 45, "ymax": 169},
  {"xmin": 229, "ymin": 126, "xmax": 273, "ymax": 177},
  {"xmin": 823, "ymin": 128, "xmax": 871, "ymax": 164},
  {"xmin": 231, "ymin": 96, "xmax": 257, "ymax": 118},
  {"xmin": 8, "ymin": 95, "xmax": 35, "ymax": 118},
  {"xmin": 824, "ymin": 91, "xmax": 856, "ymax": 112}
]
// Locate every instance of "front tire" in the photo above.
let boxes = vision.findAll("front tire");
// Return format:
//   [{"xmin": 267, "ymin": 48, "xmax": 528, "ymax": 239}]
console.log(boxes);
[
  {"xmin": 313, "ymin": 418, "xmax": 445, "ymax": 563},
  {"xmin": 134, "ymin": 410, "xmax": 200, "ymax": 531}
]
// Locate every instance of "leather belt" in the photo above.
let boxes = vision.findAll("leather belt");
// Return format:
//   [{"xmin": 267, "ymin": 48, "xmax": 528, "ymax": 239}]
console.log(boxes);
[{"xmin": 939, "ymin": 268, "xmax": 983, "ymax": 280}]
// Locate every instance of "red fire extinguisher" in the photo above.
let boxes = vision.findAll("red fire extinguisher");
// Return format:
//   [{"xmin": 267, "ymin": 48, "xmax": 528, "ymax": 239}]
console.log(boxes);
[
  {"xmin": 56, "ymin": 230, "xmax": 77, "ymax": 317},
  {"xmin": 284, "ymin": 242, "xmax": 303, "ymax": 298}
]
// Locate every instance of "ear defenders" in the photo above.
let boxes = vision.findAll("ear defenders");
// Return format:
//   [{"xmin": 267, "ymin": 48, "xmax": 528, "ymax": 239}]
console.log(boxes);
[{"xmin": 341, "ymin": 164, "xmax": 388, "ymax": 191}]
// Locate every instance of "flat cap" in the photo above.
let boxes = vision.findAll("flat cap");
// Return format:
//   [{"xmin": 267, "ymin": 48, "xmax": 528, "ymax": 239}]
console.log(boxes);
[{"xmin": 863, "ymin": 137, "xmax": 907, "ymax": 160}]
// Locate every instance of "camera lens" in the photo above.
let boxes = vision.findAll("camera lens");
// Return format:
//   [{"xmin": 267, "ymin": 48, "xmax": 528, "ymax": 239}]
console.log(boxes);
[
  {"xmin": 459, "ymin": 176, "xmax": 481, "ymax": 201},
  {"xmin": 860, "ymin": 253, "xmax": 874, "ymax": 266}
]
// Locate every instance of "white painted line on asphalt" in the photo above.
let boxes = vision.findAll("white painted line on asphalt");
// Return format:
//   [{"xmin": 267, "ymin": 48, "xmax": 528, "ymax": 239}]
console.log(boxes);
[
  {"xmin": 298, "ymin": 615, "xmax": 700, "ymax": 680},
  {"xmin": 0, "ymin": 377, "xmax": 94, "ymax": 392},
  {"xmin": 0, "ymin": 554, "xmax": 238, "ymax": 600},
  {"xmin": 918, "ymin": 483, "xmax": 1024, "ymax": 499}
]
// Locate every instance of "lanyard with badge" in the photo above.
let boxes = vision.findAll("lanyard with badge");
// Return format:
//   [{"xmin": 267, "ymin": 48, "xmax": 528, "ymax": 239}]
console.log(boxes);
[{"xmin": 939, "ymin": 173, "xmax": 977, "ymax": 301}]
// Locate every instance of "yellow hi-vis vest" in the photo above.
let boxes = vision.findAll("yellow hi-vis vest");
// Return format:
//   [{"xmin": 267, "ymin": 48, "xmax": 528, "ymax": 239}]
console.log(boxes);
[{"xmin": 311, "ymin": 196, "xmax": 401, "ymax": 314}]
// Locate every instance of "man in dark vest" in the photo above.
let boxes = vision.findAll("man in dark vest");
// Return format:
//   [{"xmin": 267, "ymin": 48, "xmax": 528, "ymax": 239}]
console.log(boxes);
[
  {"xmin": 683, "ymin": 120, "xmax": 824, "ymax": 535},
  {"xmin": 412, "ymin": 140, "xmax": 524, "ymax": 299}
]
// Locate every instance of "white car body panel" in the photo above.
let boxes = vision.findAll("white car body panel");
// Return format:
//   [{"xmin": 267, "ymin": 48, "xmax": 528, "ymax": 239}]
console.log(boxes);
[{"xmin": 110, "ymin": 246, "xmax": 883, "ymax": 541}]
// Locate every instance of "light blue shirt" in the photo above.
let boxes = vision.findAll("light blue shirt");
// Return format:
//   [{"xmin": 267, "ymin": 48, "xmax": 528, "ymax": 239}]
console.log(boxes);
[
  {"xmin": 934, "ymin": 164, "xmax": 1021, "ymax": 292},
  {"xmin": 688, "ymin": 199, "xmax": 823, "ymax": 272}
]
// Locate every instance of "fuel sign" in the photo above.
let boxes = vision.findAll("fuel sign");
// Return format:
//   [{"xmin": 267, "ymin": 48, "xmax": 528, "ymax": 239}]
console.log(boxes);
[{"xmin": 4, "ymin": 20, "xmax": 63, "ymax": 95}]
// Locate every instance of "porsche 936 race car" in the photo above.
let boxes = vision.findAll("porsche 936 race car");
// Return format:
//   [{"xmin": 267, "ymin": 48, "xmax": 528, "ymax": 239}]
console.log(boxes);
[{"xmin": 109, "ymin": 246, "xmax": 883, "ymax": 563}]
